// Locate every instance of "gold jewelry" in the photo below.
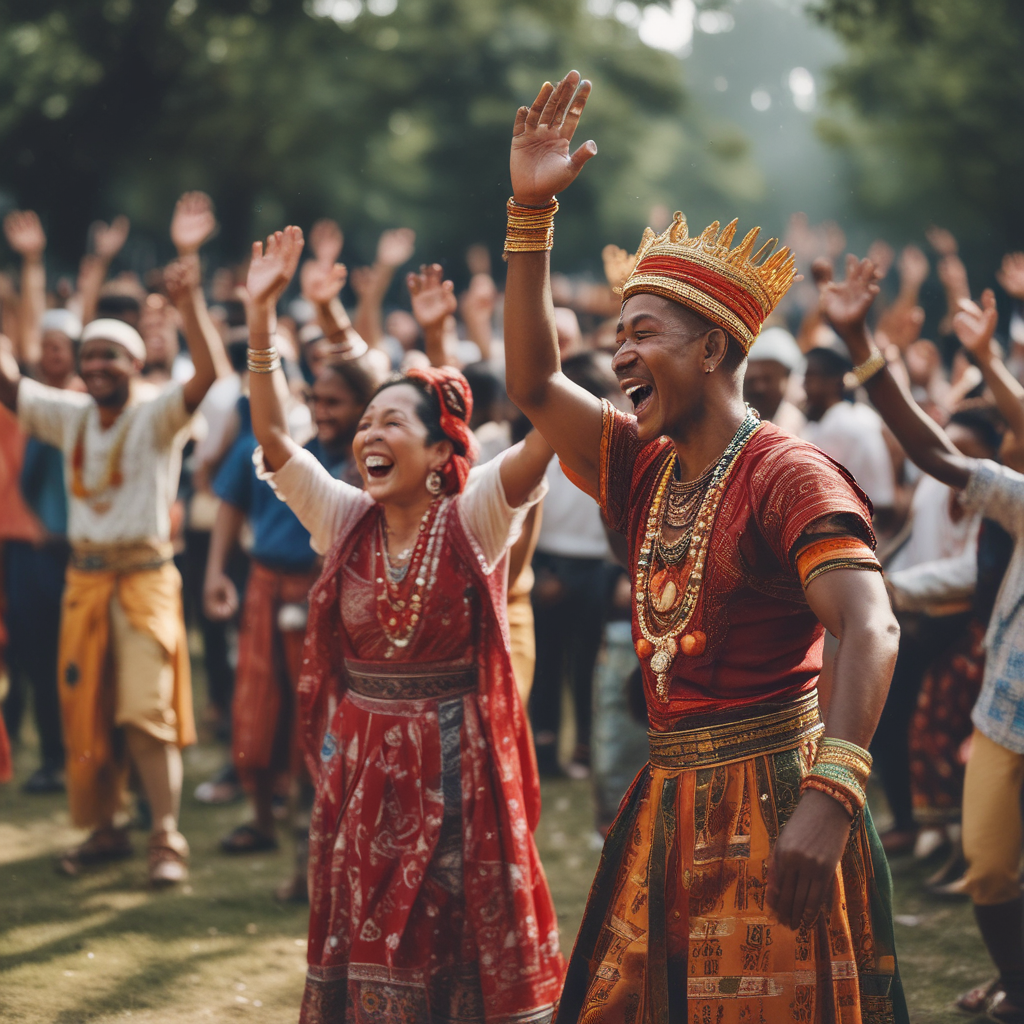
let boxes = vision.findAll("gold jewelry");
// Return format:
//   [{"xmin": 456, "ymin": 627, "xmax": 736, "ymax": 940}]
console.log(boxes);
[
  {"xmin": 844, "ymin": 347, "xmax": 886, "ymax": 389},
  {"xmin": 801, "ymin": 736, "xmax": 872, "ymax": 816},
  {"xmin": 504, "ymin": 197, "xmax": 559, "ymax": 256},
  {"xmin": 247, "ymin": 345, "xmax": 281, "ymax": 374},
  {"xmin": 634, "ymin": 411, "xmax": 761, "ymax": 700}
]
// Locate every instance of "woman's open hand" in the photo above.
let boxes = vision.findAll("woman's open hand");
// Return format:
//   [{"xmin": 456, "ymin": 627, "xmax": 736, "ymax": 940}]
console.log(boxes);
[
  {"xmin": 953, "ymin": 289, "xmax": 999, "ymax": 362},
  {"xmin": 301, "ymin": 258, "xmax": 348, "ymax": 307},
  {"xmin": 510, "ymin": 71, "xmax": 597, "ymax": 207},
  {"xmin": 818, "ymin": 254, "xmax": 881, "ymax": 351},
  {"xmin": 247, "ymin": 226, "xmax": 304, "ymax": 309},
  {"xmin": 408, "ymin": 263, "xmax": 457, "ymax": 332}
]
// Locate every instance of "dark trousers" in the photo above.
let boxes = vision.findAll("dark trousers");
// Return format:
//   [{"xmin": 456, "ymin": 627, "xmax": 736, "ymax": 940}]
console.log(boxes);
[
  {"xmin": 871, "ymin": 610, "xmax": 970, "ymax": 833},
  {"xmin": 2, "ymin": 540, "xmax": 68, "ymax": 769},
  {"xmin": 529, "ymin": 552, "xmax": 613, "ymax": 754}
]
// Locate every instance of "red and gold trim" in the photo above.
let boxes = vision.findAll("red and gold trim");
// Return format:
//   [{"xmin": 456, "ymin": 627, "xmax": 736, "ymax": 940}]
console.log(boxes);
[{"xmin": 795, "ymin": 536, "xmax": 880, "ymax": 589}]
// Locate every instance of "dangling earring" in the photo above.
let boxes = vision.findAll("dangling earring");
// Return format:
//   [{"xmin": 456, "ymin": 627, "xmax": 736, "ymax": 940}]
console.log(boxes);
[{"xmin": 426, "ymin": 470, "xmax": 443, "ymax": 496}]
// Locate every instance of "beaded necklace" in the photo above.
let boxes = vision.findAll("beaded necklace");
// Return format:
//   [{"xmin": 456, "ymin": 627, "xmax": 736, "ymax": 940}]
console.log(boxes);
[
  {"xmin": 70, "ymin": 406, "xmax": 136, "ymax": 514},
  {"xmin": 374, "ymin": 498, "xmax": 447, "ymax": 657},
  {"xmin": 635, "ymin": 411, "xmax": 760, "ymax": 700}
]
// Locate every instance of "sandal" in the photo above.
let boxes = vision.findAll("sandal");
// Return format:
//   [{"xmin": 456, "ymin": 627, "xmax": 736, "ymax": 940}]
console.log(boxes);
[
  {"xmin": 988, "ymin": 989, "xmax": 1024, "ymax": 1023},
  {"xmin": 149, "ymin": 830, "xmax": 189, "ymax": 888},
  {"xmin": 219, "ymin": 823, "xmax": 278, "ymax": 854},
  {"xmin": 57, "ymin": 826, "xmax": 132, "ymax": 877},
  {"xmin": 958, "ymin": 979, "xmax": 1002, "ymax": 1014}
]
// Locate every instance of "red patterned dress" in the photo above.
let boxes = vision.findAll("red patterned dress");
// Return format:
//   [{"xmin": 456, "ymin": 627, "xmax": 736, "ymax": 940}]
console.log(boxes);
[{"xmin": 259, "ymin": 447, "xmax": 564, "ymax": 1024}]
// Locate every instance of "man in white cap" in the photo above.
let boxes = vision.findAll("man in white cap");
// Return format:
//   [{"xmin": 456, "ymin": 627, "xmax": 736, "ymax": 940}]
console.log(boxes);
[
  {"xmin": 744, "ymin": 325, "xmax": 807, "ymax": 435},
  {"xmin": 0, "ymin": 196, "xmax": 223, "ymax": 886}
]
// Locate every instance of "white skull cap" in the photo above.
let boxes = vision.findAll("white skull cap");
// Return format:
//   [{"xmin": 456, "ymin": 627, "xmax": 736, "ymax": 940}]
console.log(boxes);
[{"xmin": 80, "ymin": 318, "xmax": 147, "ymax": 364}]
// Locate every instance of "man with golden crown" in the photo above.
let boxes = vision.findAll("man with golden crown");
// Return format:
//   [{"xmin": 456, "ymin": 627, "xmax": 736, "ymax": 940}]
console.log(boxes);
[{"xmin": 503, "ymin": 72, "xmax": 909, "ymax": 1023}]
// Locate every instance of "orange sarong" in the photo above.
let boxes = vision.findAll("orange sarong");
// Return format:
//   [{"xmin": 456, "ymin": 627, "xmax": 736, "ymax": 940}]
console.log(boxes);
[
  {"xmin": 59, "ymin": 556, "xmax": 195, "ymax": 828},
  {"xmin": 556, "ymin": 693, "xmax": 907, "ymax": 1024}
]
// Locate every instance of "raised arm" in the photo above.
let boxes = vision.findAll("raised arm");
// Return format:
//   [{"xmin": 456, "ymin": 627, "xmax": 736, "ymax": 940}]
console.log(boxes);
[
  {"xmin": 3, "ymin": 210, "xmax": 47, "ymax": 368},
  {"xmin": 954, "ymin": 289, "xmax": 1024, "ymax": 444},
  {"xmin": 460, "ymin": 270, "xmax": 497, "ymax": 362},
  {"xmin": 820, "ymin": 254, "xmax": 972, "ymax": 490},
  {"xmin": 503, "ymin": 71, "xmax": 603, "ymax": 492},
  {"xmin": 300, "ymin": 257, "xmax": 369, "ymax": 361},
  {"xmin": 408, "ymin": 263, "xmax": 458, "ymax": 367},
  {"xmin": 78, "ymin": 216, "xmax": 130, "ymax": 325},
  {"xmin": 351, "ymin": 227, "xmax": 416, "ymax": 347},
  {"xmin": 166, "ymin": 192, "xmax": 229, "ymax": 410},
  {"xmin": 246, "ymin": 226, "xmax": 305, "ymax": 471},
  {"xmin": 0, "ymin": 333, "xmax": 22, "ymax": 410}
]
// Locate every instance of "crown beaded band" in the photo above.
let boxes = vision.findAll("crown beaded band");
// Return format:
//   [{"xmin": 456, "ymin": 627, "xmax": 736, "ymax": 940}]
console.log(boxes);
[
  {"xmin": 845, "ymin": 347, "xmax": 886, "ymax": 390},
  {"xmin": 504, "ymin": 197, "xmax": 559, "ymax": 256},
  {"xmin": 247, "ymin": 346, "xmax": 281, "ymax": 374}
]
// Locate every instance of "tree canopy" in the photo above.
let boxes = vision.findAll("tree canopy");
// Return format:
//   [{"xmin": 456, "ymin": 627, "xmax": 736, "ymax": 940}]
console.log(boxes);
[
  {"xmin": 812, "ymin": 0, "xmax": 1024, "ymax": 261},
  {"xmin": 0, "ymin": 0, "xmax": 753, "ymax": 275}
]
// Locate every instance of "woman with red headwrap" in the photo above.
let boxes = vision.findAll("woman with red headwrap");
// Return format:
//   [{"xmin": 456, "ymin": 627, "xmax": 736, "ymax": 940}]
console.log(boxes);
[{"xmin": 243, "ymin": 227, "xmax": 564, "ymax": 1024}]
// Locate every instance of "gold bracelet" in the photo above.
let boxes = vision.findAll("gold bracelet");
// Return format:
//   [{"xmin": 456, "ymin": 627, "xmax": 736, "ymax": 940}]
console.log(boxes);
[
  {"xmin": 813, "ymin": 737, "xmax": 872, "ymax": 794},
  {"xmin": 504, "ymin": 197, "xmax": 559, "ymax": 256},
  {"xmin": 844, "ymin": 347, "xmax": 886, "ymax": 390},
  {"xmin": 247, "ymin": 345, "xmax": 281, "ymax": 374}
]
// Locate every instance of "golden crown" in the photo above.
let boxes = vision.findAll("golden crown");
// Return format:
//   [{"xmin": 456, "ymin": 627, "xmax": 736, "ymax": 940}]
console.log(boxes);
[{"xmin": 620, "ymin": 212, "xmax": 798, "ymax": 351}]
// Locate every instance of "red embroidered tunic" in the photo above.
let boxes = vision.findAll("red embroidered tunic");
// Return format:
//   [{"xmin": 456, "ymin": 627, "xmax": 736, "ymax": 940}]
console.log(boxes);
[{"xmin": 596, "ymin": 402, "xmax": 876, "ymax": 731}]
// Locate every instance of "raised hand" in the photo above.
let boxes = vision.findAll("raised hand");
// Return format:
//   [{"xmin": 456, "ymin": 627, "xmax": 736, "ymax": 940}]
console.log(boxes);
[
  {"xmin": 997, "ymin": 252, "xmax": 1024, "ymax": 300},
  {"xmin": 310, "ymin": 218, "xmax": 344, "ymax": 265},
  {"xmin": 898, "ymin": 245, "xmax": 929, "ymax": 291},
  {"xmin": 937, "ymin": 253, "xmax": 969, "ymax": 296},
  {"xmin": 510, "ymin": 71, "xmax": 597, "ymax": 207},
  {"xmin": 866, "ymin": 239, "xmax": 894, "ymax": 281},
  {"xmin": 164, "ymin": 253, "xmax": 201, "ymax": 305},
  {"xmin": 926, "ymin": 225, "xmax": 958, "ymax": 257},
  {"xmin": 3, "ymin": 210, "xmax": 45, "ymax": 258},
  {"xmin": 602, "ymin": 244, "xmax": 635, "ymax": 291},
  {"xmin": 246, "ymin": 226, "xmax": 305, "ymax": 308},
  {"xmin": 460, "ymin": 273, "xmax": 497, "ymax": 330},
  {"xmin": 818, "ymin": 254, "xmax": 882, "ymax": 340},
  {"xmin": 301, "ymin": 257, "xmax": 348, "ymax": 306},
  {"xmin": 91, "ymin": 215, "xmax": 130, "ymax": 260},
  {"xmin": 953, "ymin": 289, "xmax": 999, "ymax": 361},
  {"xmin": 170, "ymin": 191, "xmax": 217, "ymax": 255},
  {"xmin": 408, "ymin": 263, "xmax": 457, "ymax": 331},
  {"xmin": 376, "ymin": 227, "xmax": 416, "ymax": 269}
]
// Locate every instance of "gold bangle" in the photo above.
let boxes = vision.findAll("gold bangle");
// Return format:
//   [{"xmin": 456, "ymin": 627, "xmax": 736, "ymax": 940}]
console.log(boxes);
[
  {"xmin": 844, "ymin": 347, "xmax": 886, "ymax": 390},
  {"xmin": 504, "ymin": 197, "xmax": 559, "ymax": 256},
  {"xmin": 247, "ymin": 345, "xmax": 281, "ymax": 374}
]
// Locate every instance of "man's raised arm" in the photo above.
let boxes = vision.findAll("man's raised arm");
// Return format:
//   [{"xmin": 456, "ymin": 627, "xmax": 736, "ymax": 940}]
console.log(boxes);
[{"xmin": 502, "ymin": 71, "xmax": 604, "ymax": 494}]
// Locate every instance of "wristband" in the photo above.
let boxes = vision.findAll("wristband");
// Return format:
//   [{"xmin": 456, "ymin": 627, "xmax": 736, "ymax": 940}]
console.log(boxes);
[
  {"xmin": 504, "ymin": 197, "xmax": 559, "ymax": 257},
  {"xmin": 844, "ymin": 347, "xmax": 886, "ymax": 390},
  {"xmin": 247, "ymin": 345, "xmax": 281, "ymax": 374}
]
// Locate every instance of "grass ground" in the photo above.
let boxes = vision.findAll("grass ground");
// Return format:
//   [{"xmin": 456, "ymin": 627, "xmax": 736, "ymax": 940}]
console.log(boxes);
[{"xmin": 0, "ymin": 708, "xmax": 995, "ymax": 1022}]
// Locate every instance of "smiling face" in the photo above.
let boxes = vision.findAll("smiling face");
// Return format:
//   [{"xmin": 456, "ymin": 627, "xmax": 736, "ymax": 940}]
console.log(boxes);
[
  {"xmin": 40, "ymin": 330, "xmax": 77, "ymax": 386},
  {"xmin": 311, "ymin": 369, "xmax": 365, "ymax": 453},
  {"xmin": 610, "ymin": 293, "xmax": 719, "ymax": 441},
  {"xmin": 352, "ymin": 383, "xmax": 453, "ymax": 504},
  {"xmin": 78, "ymin": 338, "xmax": 140, "ymax": 407}
]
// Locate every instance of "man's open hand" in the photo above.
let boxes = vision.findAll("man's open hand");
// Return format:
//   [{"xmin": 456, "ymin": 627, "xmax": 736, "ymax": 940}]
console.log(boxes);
[
  {"xmin": 3, "ymin": 210, "xmax": 45, "ymax": 259},
  {"xmin": 511, "ymin": 71, "xmax": 597, "ymax": 208}
]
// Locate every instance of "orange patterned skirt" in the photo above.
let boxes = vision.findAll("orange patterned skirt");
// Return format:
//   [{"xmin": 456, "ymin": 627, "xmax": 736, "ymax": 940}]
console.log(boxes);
[{"xmin": 556, "ymin": 693, "xmax": 907, "ymax": 1024}]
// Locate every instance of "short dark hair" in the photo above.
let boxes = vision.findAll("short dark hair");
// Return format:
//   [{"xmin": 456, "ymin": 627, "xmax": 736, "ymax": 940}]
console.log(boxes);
[
  {"xmin": 948, "ymin": 407, "xmax": 1004, "ymax": 457},
  {"xmin": 461, "ymin": 360, "xmax": 504, "ymax": 413},
  {"xmin": 96, "ymin": 293, "xmax": 142, "ymax": 319},
  {"xmin": 320, "ymin": 358, "xmax": 377, "ymax": 409},
  {"xmin": 805, "ymin": 346, "xmax": 853, "ymax": 378}
]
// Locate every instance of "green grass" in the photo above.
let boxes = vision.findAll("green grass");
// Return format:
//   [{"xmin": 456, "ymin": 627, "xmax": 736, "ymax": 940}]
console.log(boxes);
[{"xmin": 0, "ymin": 729, "xmax": 993, "ymax": 1022}]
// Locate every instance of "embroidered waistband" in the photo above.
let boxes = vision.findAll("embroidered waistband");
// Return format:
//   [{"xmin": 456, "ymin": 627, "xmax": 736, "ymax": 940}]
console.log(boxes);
[
  {"xmin": 70, "ymin": 541, "xmax": 174, "ymax": 574},
  {"xmin": 345, "ymin": 658, "xmax": 476, "ymax": 700},
  {"xmin": 648, "ymin": 690, "xmax": 822, "ymax": 770}
]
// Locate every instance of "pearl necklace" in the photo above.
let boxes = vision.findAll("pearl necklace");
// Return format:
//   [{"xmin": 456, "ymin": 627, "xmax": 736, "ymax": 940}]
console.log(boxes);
[{"xmin": 635, "ymin": 411, "xmax": 760, "ymax": 701}]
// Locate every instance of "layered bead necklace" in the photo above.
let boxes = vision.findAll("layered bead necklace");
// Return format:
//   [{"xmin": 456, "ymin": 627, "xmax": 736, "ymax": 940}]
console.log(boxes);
[
  {"xmin": 375, "ymin": 497, "xmax": 447, "ymax": 657},
  {"xmin": 635, "ymin": 411, "xmax": 760, "ymax": 701},
  {"xmin": 70, "ymin": 406, "xmax": 136, "ymax": 515}
]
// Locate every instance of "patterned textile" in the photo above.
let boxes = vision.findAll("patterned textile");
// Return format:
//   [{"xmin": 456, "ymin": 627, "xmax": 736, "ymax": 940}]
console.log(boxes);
[
  {"xmin": 594, "ymin": 400, "xmax": 876, "ymax": 729},
  {"xmin": 556, "ymin": 700, "xmax": 908, "ymax": 1024},
  {"xmin": 297, "ymin": 498, "xmax": 564, "ymax": 1023},
  {"xmin": 960, "ymin": 460, "xmax": 1024, "ymax": 754},
  {"xmin": 232, "ymin": 561, "xmax": 318, "ymax": 783},
  {"xmin": 795, "ymin": 536, "xmax": 880, "ymax": 589},
  {"xmin": 909, "ymin": 619, "xmax": 986, "ymax": 825}
]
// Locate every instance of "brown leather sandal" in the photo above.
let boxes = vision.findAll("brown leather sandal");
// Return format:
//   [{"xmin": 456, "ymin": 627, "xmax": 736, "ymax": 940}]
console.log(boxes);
[
  {"xmin": 57, "ymin": 827, "xmax": 133, "ymax": 877},
  {"xmin": 148, "ymin": 830, "xmax": 189, "ymax": 887}
]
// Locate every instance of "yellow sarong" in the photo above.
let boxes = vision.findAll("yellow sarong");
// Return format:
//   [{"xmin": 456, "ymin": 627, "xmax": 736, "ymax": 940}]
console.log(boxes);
[{"xmin": 59, "ymin": 554, "xmax": 195, "ymax": 829}]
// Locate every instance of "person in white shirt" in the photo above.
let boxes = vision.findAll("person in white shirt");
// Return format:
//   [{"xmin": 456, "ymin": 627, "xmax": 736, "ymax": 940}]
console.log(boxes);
[
  {"xmin": 744, "ymin": 326, "xmax": 807, "ymax": 435},
  {"xmin": 801, "ymin": 344, "xmax": 897, "ymax": 525},
  {"xmin": 0, "ymin": 193, "xmax": 226, "ymax": 887}
]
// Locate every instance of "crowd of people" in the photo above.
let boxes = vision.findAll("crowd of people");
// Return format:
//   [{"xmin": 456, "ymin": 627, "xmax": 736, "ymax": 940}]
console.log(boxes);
[{"xmin": 2, "ymin": 70, "xmax": 1024, "ymax": 1023}]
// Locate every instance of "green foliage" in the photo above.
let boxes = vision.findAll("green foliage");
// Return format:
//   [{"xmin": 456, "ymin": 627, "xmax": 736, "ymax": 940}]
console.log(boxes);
[
  {"xmin": 0, "ymin": 0, "xmax": 743, "ymax": 275},
  {"xmin": 812, "ymin": 0, "xmax": 1024, "ymax": 256}
]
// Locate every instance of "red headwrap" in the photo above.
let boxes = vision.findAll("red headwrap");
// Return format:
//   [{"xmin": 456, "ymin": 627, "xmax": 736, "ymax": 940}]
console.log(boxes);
[{"xmin": 405, "ymin": 366, "xmax": 479, "ymax": 495}]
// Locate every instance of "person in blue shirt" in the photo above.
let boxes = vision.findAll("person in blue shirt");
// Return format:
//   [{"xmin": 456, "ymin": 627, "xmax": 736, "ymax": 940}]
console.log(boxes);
[{"xmin": 203, "ymin": 357, "xmax": 375, "ymax": 896}]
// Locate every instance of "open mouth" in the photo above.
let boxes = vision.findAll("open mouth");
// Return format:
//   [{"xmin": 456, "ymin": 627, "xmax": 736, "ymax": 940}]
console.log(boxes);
[
  {"xmin": 623, "ymin": 382, "xmax": 654, "ymax": 415},
  {"xmin": 364, "ymin": 454, "xmax": 394, "ymax": 479}
]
